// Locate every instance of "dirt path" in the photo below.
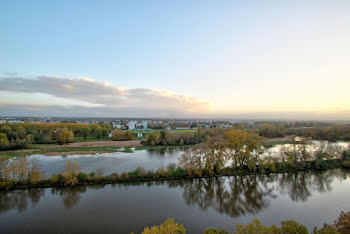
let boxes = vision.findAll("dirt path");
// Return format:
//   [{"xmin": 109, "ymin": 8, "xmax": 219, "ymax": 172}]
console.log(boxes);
[{"xmin": 38, "ymin": 140, "xmax": 143, "ymax": 149}]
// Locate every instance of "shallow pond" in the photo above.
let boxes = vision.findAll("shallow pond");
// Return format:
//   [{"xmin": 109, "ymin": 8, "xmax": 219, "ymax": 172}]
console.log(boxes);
[{"xmin": 1, "ymin": 169, "xmax": 350, "ymax": 233}]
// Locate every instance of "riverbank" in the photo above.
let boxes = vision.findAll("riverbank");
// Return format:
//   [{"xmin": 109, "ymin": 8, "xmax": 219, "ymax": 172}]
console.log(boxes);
[
  {"xmin": 0, "ymin": 140, "xmax": 194, "ymax": 157},
  {"xmin": 1, "ymin": 159, "xmax": 348, "ymax": 191}
]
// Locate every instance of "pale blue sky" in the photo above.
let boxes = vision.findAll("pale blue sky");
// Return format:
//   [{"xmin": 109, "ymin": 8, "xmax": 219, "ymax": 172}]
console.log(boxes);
[{"xmin": 1, "ymin": 0, "xmax": 350, "ymax": 119}]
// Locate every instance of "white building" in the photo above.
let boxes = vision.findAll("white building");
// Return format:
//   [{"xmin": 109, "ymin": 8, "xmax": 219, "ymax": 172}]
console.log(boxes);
[
  {"xmin": 141, "ymin": 120, "xmax": 148, "ymax": 129},
  {"xmin": 128, "ymin": 121, "xmax": 136, "ymax": 130}
]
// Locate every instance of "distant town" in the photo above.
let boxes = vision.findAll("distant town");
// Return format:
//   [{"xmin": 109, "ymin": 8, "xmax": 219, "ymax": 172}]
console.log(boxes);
[{"xmin": 1, "ymin": 116, "xmax": 347, "ymax": 131}]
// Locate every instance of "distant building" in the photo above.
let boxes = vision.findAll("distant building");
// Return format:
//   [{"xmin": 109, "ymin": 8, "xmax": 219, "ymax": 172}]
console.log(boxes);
[
  {"xmin": 128, "ymin": 121, "xmax": 136, "ymax": 130},
  {"xmin": 8, "ymin": 120, "xmax": 24, "ymax": 123},
  {"xmin": 112, "ymin": 124, "xmax": 121, "ymax": 129},
  {"xmin": 141, "ymin": 120, "xmax": 148, "ymax": 129}
]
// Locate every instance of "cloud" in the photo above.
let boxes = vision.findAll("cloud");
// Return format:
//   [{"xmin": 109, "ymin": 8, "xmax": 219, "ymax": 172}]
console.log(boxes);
[{"xmin": 0, "ymin": 76, "xmax": 211, "ymax": 117}]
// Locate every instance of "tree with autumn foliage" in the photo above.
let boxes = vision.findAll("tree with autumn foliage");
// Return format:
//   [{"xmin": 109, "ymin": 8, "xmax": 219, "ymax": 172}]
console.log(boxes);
[
  {"xmin": 225, "ymin": 129, "xmax": 264, "ymax": 171},
  {"xmin": 141, "ymin": 218, "xmax": 186, "ymax": 234},
  {"xmin": 55, "ymin": 128, "xmax": 74, "ymax": 144}
]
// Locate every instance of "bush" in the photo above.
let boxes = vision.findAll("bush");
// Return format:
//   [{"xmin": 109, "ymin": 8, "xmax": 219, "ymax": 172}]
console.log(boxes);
[
  {"xmin": 203, "ymin": 228, "xmax": 228, "ymax": 234},
  {"xmin": 342, "ymin": 160, "xmax": 350, "ymax": 168},
  {"xmin": 141, "ymin": 218, "xmax": 186, "ymax": 234},
  {"xmin": 341, "ymin": 151, "xmax": 350, "ymax": 161},
  {"xmin": 280, "ymin": 220, "xmax": 308, "ymax": 234},
  {"xmin": 77, "ymin": 172, "xmax": 89, "ymax": 183}
]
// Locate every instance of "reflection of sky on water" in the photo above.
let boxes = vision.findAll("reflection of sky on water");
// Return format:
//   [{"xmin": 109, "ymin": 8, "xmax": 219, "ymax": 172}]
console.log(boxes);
[
  {"xmin": 27, "ymin": 148, "xmax": 190, "ymax": 176},
  {"xmin": 23, "ymin": 141, "xmax": 349, "ymax": 176}
]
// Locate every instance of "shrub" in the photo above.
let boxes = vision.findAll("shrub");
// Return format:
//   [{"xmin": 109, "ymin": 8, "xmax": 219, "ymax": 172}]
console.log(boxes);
[
  {"xmin": 341, "ymin": 151, "xmax": 349, "ymax": 161},
  {"xmin": 141, "ymin": 218, "xmax": 186, "ymax": 234},
  {"xmin": 77, "ymin": 172, "xmax": 89, "ymax": 183},
  {"xmin": 342, "ymin": 160, "xmax": 350, "ymax": 168},
  {"xmin": 280, "ymin": 220, "xmax": 308, "ymax": 234},
  {"xmin": 203, "ymin": 228, "xmax": 228, "ymax": 234},
  {"xmin": 233, "ymin": 219, "xmax": 281, "ymax": 233}
]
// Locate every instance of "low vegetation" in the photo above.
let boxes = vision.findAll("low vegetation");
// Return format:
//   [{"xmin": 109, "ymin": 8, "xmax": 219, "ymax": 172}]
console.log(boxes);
[{"xmin": 138, "ymin": 211, "xmax": 350, "ymax": 234}]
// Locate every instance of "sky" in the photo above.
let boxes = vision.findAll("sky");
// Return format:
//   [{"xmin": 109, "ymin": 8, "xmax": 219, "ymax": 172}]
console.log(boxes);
[{"xmin": 1, "ymin": 0, "xmax": 350, "ymax": 120}]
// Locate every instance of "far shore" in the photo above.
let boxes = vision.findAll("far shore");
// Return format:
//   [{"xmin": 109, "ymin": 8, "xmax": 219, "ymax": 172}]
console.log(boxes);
[{"xmin": 38, "ymin": 139, "xmax": 143, "ymax": 148}]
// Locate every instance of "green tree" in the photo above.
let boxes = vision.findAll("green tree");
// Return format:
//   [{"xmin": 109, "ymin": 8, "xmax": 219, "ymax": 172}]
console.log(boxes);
[
  {"xmin": 101, "ymin": 127, "xmax": 109, "ymax": 138},
  {"xmin": 90, "ymin": 124, "xmax": 102, "ymax": 139},
  {"xmin": 80, "ymin": 125, "xmax": 91, "ymax": 140}
]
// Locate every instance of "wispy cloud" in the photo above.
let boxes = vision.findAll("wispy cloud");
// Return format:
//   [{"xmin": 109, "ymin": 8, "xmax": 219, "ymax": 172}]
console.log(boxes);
[{"xmin": 0, "ymin": 76, "xmax": 211, "ymax": 117}]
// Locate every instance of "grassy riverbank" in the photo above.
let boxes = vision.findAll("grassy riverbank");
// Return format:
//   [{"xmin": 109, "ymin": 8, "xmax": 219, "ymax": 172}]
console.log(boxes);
[
  {"xmin": 1, "ymin": 159, "xmax": 349, "ymax": 191},
  {"xmin": 0, "ymin": 143, "xmax": 192, "ymax": 158}
]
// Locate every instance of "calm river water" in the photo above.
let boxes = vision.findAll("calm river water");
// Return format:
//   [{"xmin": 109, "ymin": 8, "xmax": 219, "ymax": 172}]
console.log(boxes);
[{"xmin": 1, "ymin": 169, "xmax": 350, "ymax": 233}]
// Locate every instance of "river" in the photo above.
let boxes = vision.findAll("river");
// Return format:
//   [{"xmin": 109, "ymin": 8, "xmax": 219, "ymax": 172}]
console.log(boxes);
[{"xmin": 1, "ymin": 169, "xmax": 350, "ymax": 233}]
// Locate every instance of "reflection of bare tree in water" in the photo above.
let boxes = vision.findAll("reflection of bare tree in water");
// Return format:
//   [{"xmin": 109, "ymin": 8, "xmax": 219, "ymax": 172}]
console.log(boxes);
[
  {"xmin": 279, "ymin": 172, "xmax": 312, "ymax": 202},
  {"xmin": 0, "ymin": 169, "xmax": 348, "ymax": 215},
  {"xmin": 166, "ymin": 169, "xmax": 350, "ymax": 218},
  {"xmin": 0, "ymin": 188, "xmax": 45, "ymax": 213},
  {"xmin": 170, "ymin": 175, "xmax": 276, "ymax": 218},
  {"xmin": 279, "ymin": 169, "xmax": 349, "ymax": 202},
  {"xmin": 51, "ymin": 185, "xmax": 107, "ymax": 209},
  {"xmin": 51, "ymin": 186, "xmax": 87, "ymax": 209}
]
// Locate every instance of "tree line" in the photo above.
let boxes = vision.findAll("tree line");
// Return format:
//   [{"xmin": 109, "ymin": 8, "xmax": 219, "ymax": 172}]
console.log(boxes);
[
  {"xmin": 0, "ymin": 123, "xmax": 114, "ymax": 150},
  {"xmin": 258, "ymin": 123, "xmax": 350, "ymax": 141},
  {"xmin": 143, "ymin": 127, "xmax": 225, "ymax": 146},
  {"xmin": 138, "ymin": 211, "xmax": 350, "ymax": 234}
]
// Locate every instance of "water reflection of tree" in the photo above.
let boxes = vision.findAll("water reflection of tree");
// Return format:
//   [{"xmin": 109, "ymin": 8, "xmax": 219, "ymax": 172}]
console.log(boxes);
[
  {"xmin": 56, "ymin": 184, "xmax": 107, "ymax": 209},
  {"xmin": 0, "ymin": 169, "xmax": 348, "ymax": 215},
  {"xmin": 166, "ymin": 175, "xmax": 276, "ymax": 218},
  {"xmin": 278, "ymin": 169, "xmax": 349, "ymax": 202},
  {"xmin": 0, "ymin": 188, "xmax": 45, "ymax": 213},
  {"xmin": 51, "ymin": 186, "xmax": 87, "ymax": 209},
  {"xmin": 167, "ymin": 169, "xmax": 349, "ymax": 218}
]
